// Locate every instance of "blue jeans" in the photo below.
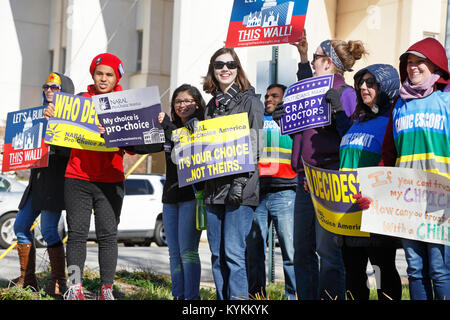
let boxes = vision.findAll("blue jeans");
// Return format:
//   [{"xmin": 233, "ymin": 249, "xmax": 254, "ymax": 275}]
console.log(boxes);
[
  {"xmin": 247, "ymin": 189, "xmax": 296, "ymax": 300},
  {"xmin": 163, "ymin": 200, "xmax": 202, "ymax": 300},
  {"xmin": 206, "ymin": 204, "xmax": 254, "ymax": 300},
  {"xmin": 402, "ymin": 239, "xmax": 450, "ymax": 300},
  {"xmin": 14, "ymin": 194, "xmax": 62, "ymax": 246},
  {"xmin": 293, "ymin": 184, "xmax": 346, "ymax": 300}
]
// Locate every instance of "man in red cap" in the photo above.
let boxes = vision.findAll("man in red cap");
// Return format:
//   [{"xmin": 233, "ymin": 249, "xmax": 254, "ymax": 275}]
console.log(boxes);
[{"xmin": 45, "ymin": 53, "xmax": 128, "ymax": 300}]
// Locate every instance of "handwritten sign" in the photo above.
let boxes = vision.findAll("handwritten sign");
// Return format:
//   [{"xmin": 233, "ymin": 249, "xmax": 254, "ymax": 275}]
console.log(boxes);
[
  {"xmin": 303, "ymin": 161, "xmax": 369, "ymax": 237},
  {"xmin": 280, "ymin": 75, "xmax": 333, "ymax": 135},
  {"xmin": 44, "ymin": 93, "xmax": 117, "ymax": 152},
  {"xmin": 358, "ymin": 167, "xmax": 449, "ymax": 245},
  {"xmin": 92, "ymin": 86, "xmax": 165, "ymax": 148},
  {"xmin": 172, "ymin": 113, "xmax": 255, "ymax": 187},
  {"xmin": 225, "ymin": 0, "xmax": 309, "ymax": 48},
  {"xmin": 2, "ymin": 106, "xmax": 49, "ymax": 172}
]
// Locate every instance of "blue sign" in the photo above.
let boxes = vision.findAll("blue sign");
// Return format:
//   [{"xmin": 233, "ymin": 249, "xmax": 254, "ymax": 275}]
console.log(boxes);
[{"xmin": 280, "ymin": 75, "xmax": 333, "ymax": 135}]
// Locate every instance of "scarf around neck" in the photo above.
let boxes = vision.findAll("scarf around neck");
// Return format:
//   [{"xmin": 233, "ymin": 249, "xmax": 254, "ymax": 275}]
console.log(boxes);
[
  {"xmin": 214, "ymin": 83, "xmax": 240, "ymax": 116},
  {"xmin": 399, "ymin": 73, "xmax": 440, "ymax": 101}
]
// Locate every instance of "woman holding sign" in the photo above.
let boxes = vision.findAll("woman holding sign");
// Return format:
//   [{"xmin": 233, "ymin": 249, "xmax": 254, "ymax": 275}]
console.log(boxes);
[
  {"xmin": 202, "ymin": 47, "xmax": 264, "ymax": 300},
  {"xmin": 274, "ymin": 31, "xmax": 367, "ymax": 300},
  {"xmin": 14, "ymin": 72, "xmax": 73, "ymax": 295},
  {"xmin": 339, "ymin": 64, "xmax": 402, "ymax": 300},
  {"xmin": 378, "ymin": 38, "xmax": 450, "ymax": 300},
  {"xmin": 156, "ymin": 84, "xmax": 206, "ymax": 300},
  {"xmin": 45, "ymin": 53, "xmax": 137, "ymax": 300}
]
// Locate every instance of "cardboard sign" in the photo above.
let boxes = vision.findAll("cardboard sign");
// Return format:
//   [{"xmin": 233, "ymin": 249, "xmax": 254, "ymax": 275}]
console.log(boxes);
[
  {"xmin": 358, "ymin": 167, "xmax": 449, "ymax": 245},
  {"xmin": 44, "ymin": 93, "xmax": 117, "ymax": 152},
  {"xmin": 172, "ymin": 113, "xmax": 255, "ymax": 187},
  {"xmin": 303, "ymin": 161, "xmax": 369, "ymax": 237},
  {"xmin": 280, "ymin": 75, "xmax": 333, "ymax": 135},
  {"xmin": 2, "ymin": 106, "xmax": 49, "ymax": 172},
  {"xmin": 92, "ymin": 86, "xmax": 165, "ymax": 148},
  {"xmin": 225, "ymin": 0, "xmax": 309, "ymax": 48}
]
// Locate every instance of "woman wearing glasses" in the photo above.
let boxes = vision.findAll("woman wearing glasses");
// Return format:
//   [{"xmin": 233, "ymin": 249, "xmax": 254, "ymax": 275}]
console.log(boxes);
[
  {"xmin": 155, "ymin": 84, "xmax": 206, "ymax": 300},
  {"xmin": 339, "ymin": 64, "xmax": 402, "ymax": 300},
  {"xmin": 202, "ymin": 47, "xmax": 264, "ymax": 300},
  {"xmin": 13, "ymin": 72, "xmax": 74, "ymax": 296},
  {"xmin": 273, "ymin": 31, "xmax": 367, "ymax": 300}
]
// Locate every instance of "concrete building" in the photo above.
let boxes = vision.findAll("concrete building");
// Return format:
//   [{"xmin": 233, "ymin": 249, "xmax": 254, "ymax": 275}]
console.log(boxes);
[{"xmin": 1, "ymin": 0, "xmax": 449, "ymax": 174}]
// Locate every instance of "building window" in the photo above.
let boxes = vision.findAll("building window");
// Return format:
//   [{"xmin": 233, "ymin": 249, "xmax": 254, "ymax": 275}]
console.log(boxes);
[
  {"xmin": 136, "ymin": 30, "xmax": 143, "ymax": 73},
  {"xmin": 61, "ymin": 48, "xmax": 66, "ymax": 74},
  {"xmin": 49, "ymin": 50, "xmax": 54, "ymax": 73}
]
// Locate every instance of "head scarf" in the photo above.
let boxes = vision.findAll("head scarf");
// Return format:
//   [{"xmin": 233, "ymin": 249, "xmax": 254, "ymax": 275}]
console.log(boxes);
[{"xmin": 320, "ymin": 40, "xmax": 353, "ymax": 72}]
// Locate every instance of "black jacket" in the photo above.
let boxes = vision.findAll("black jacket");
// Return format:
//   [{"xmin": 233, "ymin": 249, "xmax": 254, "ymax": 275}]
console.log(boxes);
[
  {"xmin": 19, "ymin": 73, "xmax": 74, "ymax": 212},
  {"xmin": 203, "ymin": 87, "xmax": 264, "ymax": 207}
]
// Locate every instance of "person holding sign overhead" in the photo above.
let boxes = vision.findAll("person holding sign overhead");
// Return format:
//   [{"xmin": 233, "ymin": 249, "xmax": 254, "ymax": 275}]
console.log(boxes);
[
  {"xmin": 156, "ymin": 84, "xmax": 206, "ymax": 300},
  {"xmin": 202, "ymin": 47, "xmax": 264, "ymax": 300},
  {"xmin": 44, "ymin": 53, "xmax": 136, "ymax": 300},
  {"xmin": 378, "ymin": 38, "xmax": 450, "ymax": 300},
  {"xmin": 13, "ymin": 72, "xmax": 73, "ymax": 296},
  {"xmin": 339, "ymin": 64, "xmax": 402, "ymax": 300},
  {"xmin": 273, "ymin": 30, "xmax": 367, "ymax": 300}
]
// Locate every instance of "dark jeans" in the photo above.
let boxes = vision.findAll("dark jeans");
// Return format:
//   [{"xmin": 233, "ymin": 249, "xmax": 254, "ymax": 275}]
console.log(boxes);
[
  {"xmin": 65, "ymin": 178, "xmax": 124, "ymax": 285},
  {"xmin": 342, "ymin": 245, "xmax": 402, "ymax": 300}
]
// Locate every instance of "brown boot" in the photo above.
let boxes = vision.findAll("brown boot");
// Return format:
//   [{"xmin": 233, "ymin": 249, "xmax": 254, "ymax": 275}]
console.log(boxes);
[
  {"xmin": 45, "ymin": 245, "xmax": 67, "ymax": 296},
  {"xmin": 16, "ymin": 243, "xmax": 39, "ymax": 290}
]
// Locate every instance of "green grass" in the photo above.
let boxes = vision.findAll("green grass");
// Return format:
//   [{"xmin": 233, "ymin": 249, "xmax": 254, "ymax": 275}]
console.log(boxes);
[{"xmin": 0, "ymin": 268, "xmax": 410, "ymax": 300}]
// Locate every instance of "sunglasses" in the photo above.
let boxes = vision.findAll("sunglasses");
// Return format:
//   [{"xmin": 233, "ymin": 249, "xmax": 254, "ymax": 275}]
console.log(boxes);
[
  {"xmin": 213, "ymin": 61, "xmax": 238, "ymax": 70},
  {"xmin": 312, "ymin": 53, "xmax": 328, "ymax": 62},
  {"xmin": 42, "ymin": 84, "xmax": 61, "ymax": 91},
  {"xmin": 358, "ymin": 77, "xmax": 377, "ymax": 89},
  {"xmin": 175, "ymin": 99, "xmax": 195, "ymax": 105}
]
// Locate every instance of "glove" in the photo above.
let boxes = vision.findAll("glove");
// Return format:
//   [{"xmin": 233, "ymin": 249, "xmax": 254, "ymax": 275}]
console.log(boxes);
[
  {"xmin": 184, "ymin": 117, "xmax": 198, "ymax": 132},
  {"xmin": 272, "ymin": 102, "xmax": 286, "ymax": 123},
  {"xmin": 352, "ymin": 193, "xmax": 371, "ymax": 210},
  {"xmin": 226, "ymin": 177, "xmax": 248, "ymax": 206},
  {"xmin": 325, "ymin": 88, "xmax": 344, "ymax": 113}
]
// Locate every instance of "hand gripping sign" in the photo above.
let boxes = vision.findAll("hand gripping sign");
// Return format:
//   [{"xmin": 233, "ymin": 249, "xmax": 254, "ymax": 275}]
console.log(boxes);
[
  {"xmin": 92, "ymin": 86, "xmax": 165, "ymax": 148},
  {"xmin": 172, "ymin": 113, "xmax": 255, "ymax": 187}
]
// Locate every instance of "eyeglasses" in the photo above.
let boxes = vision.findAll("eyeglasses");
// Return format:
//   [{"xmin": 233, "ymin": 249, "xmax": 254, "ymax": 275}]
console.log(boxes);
[
  {"xmin": 213, "ymin": 61, "xmax": 238, "ymax": 70},
  {"xmin": 175, "ymin": 99, "xmax": 195, "ymax": 105},
  {"xmin": 312, "ymin": 53, "xmax": 328, "ymax": 62},
  {"xmin": 358, "ymin": 77, "xmax": 377, "ymax": 89},
  {"xmin": 42, "ymin": 84, "xmax": 61, "ymax": 91}
]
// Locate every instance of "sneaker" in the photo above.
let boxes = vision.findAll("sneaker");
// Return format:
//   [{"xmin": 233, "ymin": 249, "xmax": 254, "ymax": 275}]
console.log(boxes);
[
  {"xmin": 99, "ymin": 284, "xmax": 115, "ymax": 300},
  {"xmin": 63, "ymin": 283, "xmax": 85, "ymax": 300}
]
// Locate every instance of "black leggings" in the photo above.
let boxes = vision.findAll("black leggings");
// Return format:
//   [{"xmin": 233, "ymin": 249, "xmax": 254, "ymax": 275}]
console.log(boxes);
[
  {"xmin": 342, "ymin": 245, "xmax": 402, "ymax": 300},
  {"xmin": 65, "ymin": 178, "xmax": 124, "ymax": 285}
]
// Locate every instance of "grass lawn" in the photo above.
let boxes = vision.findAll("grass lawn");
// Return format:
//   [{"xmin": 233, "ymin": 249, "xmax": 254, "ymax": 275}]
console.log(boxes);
[{"xmin": 0, "ymin": 267, "xmax": 410, "ymax": 300}]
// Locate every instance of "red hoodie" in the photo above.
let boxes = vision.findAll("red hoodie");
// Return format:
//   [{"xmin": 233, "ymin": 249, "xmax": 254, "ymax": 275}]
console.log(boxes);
[
  {"xmin": 65, "ymin": 84, "xmax": 130, "ymax": 183},
  {"xmin": 379, "ymin": 37, "xmax": 450, "ymax": 167}
]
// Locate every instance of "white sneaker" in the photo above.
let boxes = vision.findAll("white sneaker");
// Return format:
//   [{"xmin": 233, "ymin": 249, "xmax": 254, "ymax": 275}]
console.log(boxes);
[{"xmin": 63, "ymin": 283, "xmax": 85, "ymax": 300}]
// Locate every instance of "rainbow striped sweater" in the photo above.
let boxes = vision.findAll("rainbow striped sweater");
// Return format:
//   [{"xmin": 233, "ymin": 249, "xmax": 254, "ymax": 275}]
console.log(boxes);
[{"xmin": 392, "ymin": 90, "xmax": 449, "ymax": 178}]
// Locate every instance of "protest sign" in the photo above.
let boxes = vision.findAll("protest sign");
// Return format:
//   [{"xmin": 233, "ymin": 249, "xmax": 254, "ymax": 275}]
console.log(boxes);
[
  {"xmin": 44, "ymin": 93, "xmax": 117, "ymax": 152},
  {"xmin": 2, "ymin": 106, "xmax": 49, "ymax": 172},
  {"xmin": 303, "ymin": 161, "xmax": 369, "ymax": 237},
  {"xmin": 280, "ymin": 75, "xmax": 333, "ymax": 135},
  {"xmin": 172, "ymin": 113, "xmax": 255, "ymax": 187},
  {"xmin": 92, "ymin": 86, "xmax": 165, "ymax": 148},
  {"xmin": 358, "ymin": 167, "xmax": 449, "ymax": 245},
  {"xmin": 225, "ymin": 0, "xmax": 309, "ymax": 48}
]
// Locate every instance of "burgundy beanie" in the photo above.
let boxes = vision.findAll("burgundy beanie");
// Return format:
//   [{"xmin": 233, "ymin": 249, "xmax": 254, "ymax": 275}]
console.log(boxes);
[{"xmin": 89, "ymin": 53, "xmax": 125, "ymax": 83}]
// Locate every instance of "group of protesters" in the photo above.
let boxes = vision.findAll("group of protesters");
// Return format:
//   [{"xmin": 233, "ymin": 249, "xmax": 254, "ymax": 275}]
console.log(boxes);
[{"xmin": 11, "ymin": 29, "xmax": 449, "ymax": 301}]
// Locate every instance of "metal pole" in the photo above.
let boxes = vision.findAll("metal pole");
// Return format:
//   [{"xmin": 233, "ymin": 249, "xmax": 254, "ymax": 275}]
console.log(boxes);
[{"xmin": 267, "ymin": 45, "xmax": 279, "ymax": 284}]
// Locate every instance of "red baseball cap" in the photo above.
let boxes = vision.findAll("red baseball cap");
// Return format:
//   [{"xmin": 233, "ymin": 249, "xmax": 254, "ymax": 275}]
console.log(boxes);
[{"xmin": 89, "ymin": 53, "xmax": 125, "ymax": 83}]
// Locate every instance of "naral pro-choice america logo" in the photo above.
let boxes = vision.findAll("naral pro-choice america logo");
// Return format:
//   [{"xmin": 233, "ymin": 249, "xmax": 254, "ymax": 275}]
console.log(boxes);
[{"xmin": 98, "ymin": 97, "xmax": 112, "ymax": 111}]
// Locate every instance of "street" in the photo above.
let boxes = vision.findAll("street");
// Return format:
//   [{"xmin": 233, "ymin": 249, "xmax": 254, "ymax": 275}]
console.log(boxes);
[{"xmin": 0, "ymin": 240, "xmax": 408, "ymax": 290}]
